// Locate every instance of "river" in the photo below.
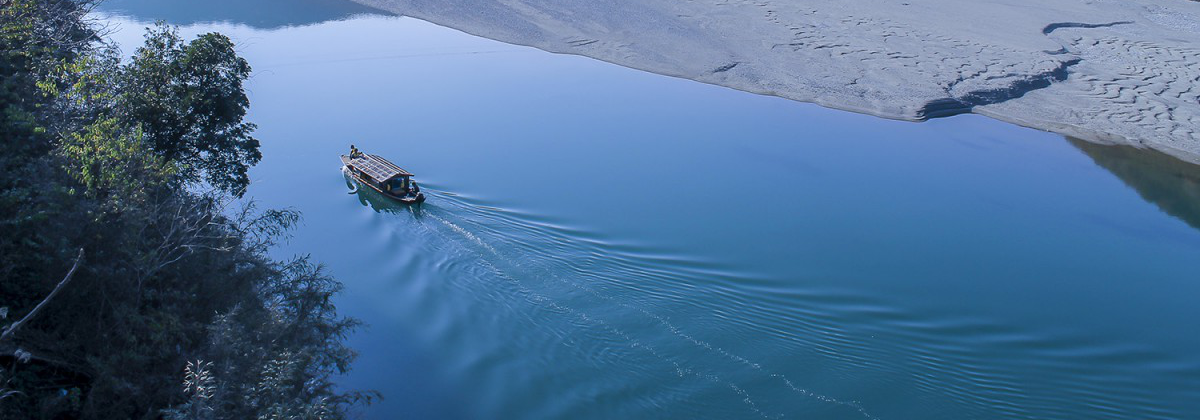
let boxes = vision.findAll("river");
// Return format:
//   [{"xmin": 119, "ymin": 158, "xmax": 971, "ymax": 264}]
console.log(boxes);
[{"xmin": 99, "ymin": 3, "xmax": 1200, "ymax": 419}]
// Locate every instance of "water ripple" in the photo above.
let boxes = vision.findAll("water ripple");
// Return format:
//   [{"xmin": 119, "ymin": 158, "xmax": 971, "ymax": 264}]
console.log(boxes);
[{"xmin": 349, "ymin": 183, "xmax": 1199, "ymax": 419}]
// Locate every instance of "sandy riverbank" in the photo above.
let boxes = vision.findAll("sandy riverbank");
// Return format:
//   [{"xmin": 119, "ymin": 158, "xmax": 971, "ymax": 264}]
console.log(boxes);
[{"xmin": 350, "ymin": 0, "xmax": 1200, "ymax": 163}]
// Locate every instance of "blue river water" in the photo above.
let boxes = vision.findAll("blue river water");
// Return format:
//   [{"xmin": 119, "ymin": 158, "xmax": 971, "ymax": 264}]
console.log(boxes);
[{"xmin": 99, "ymin": 6, "xmax": 1200, "ymax": 419}]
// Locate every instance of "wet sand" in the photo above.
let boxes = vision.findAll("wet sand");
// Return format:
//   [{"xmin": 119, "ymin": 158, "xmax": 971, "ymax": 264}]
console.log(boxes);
[{"xmin": 353, "ymin": 0, "xmax": 1200, "ymax": 163}]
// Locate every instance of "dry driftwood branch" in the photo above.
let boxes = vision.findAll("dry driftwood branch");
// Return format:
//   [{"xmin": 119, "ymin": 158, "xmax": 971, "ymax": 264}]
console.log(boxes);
[{"xmin": 1, "ymin": 248, "xmax": 85, "ymax": 342}]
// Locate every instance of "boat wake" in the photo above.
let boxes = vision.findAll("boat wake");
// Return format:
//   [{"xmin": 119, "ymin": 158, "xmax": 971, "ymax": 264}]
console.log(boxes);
[
  {"xmin": 402, "ymin": 189, "xmax": 880, "ymax": 419},
  {"xmin": 348, "ymin": 185, "xmax": 1198, "ymax": 419}
]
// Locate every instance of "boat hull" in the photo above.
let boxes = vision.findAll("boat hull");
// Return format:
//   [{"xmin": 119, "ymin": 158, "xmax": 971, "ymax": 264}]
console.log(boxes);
[{"xmin": 342, "ymin": 155, "xmax": 426, "ymax": 204}]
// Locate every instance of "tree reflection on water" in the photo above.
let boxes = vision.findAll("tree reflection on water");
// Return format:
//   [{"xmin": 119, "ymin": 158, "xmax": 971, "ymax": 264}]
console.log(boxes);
[{"xmin": 1069, "ymin": 137, "xmax": 1200, "ymax": 231}]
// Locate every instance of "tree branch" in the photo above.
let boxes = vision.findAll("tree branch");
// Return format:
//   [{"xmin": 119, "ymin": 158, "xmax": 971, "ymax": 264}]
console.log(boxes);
[{"xmin": 1, "ymin": 249, "xmax": 85, "ymax": 342}]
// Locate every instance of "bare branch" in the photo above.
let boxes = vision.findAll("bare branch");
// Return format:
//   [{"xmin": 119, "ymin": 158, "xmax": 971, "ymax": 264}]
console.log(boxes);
[{"xmin": 1, "ymin": 249, "xmax": 85, "ymax": 342}]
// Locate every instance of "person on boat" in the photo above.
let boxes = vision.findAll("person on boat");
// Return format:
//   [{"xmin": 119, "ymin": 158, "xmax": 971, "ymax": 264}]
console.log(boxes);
[
  {"xmin": 410, "ymin": 181, "xmax": 420, "ymax": 195},
  {"xmin": 349, "ymin": 145, "xmax": 362, "ymax": 158}
]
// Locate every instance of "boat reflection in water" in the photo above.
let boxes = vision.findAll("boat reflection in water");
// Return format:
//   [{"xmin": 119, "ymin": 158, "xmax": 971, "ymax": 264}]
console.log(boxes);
[{"xmin": 344, "ymin": 169, "xmax": 426, "ymax": 218}]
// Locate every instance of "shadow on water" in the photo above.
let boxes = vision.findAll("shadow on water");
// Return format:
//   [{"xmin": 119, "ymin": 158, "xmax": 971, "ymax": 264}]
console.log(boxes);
[
  {"xmin": 345, "ymin": 172, "xmax": 425, "ymax": 218},
  {"xmin": 97, "ymin": 0, "xmax": 385, "ymax": 29},
  {"xmin": 1067, "ymin": 137, "xmax": 1200, "ymax": 232}
]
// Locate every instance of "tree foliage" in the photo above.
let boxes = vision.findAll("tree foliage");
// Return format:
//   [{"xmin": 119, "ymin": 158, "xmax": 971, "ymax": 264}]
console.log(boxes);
[
  {"xmin": 0, "ymin": 1, "xmax": 370, "ymax": 419},
  {"xmin": 120, "ymin": 23, "xmax": 260, "ymax": 196}
]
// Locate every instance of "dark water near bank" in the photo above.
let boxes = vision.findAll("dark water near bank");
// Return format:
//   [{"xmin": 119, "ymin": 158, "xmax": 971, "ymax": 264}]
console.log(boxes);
[{"xmin": 100, "ymin": 7, "xmax": 1200, "ymax": 420}]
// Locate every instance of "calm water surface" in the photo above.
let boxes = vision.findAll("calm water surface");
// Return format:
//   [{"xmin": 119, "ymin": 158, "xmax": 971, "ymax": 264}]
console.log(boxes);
[{"xmin": 100, "ymin": 8, "xmax": 1200, "ymax": 420}]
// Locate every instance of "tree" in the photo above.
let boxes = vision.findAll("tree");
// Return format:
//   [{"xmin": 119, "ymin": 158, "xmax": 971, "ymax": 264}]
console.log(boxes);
[
  {"xmin": 1, "ymin": 3, "xmax": 371, "ymax": 418},
  {"xmin": 120, "ymin": 23, "xmax": 260, "ymax": 196}
]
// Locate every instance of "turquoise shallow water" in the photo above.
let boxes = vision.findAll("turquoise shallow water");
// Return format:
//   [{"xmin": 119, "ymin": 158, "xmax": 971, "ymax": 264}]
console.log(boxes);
[{"xmin": 100, "ymin": 8, "xmax": 1200, "ymax": 420}]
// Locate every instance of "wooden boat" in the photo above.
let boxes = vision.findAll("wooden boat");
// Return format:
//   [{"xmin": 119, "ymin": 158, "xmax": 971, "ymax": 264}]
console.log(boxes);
[{"xmin": 341, "ymin": 153, "xmax": 426, "ymax": 204}]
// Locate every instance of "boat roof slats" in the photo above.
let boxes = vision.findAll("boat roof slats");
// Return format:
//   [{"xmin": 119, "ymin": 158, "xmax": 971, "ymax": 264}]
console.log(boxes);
[{"xmin": 353, "ymin": 154, "xmax": 413, "ymax": 180}]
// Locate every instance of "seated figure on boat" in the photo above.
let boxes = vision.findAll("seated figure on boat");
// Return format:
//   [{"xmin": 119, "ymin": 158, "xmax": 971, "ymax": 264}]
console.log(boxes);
[
  {"xmin": 386, "ymin": 178, "xmax": 420, "ymax": 197},
  {"xmin": 349, "ymin": 144, "xmax": 364, "ymax": 159}
]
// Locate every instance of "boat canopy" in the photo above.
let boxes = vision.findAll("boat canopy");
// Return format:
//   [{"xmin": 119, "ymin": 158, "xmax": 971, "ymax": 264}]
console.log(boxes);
[{"xmin": 352, "ymin": 154, "xmax": 414, "ymax": 182}]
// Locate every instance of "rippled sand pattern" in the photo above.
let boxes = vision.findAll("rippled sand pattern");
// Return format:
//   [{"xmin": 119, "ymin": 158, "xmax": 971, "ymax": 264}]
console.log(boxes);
[
  {"xmin": 985, "ymin": 24, "xmax": 1200, "ymax": 160},
  {"xmin": 356, "ymin": 0, "xmax": 1200, "ymax": 162}
]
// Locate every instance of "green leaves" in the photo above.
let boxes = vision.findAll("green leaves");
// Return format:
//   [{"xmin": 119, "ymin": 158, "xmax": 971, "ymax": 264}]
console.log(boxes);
[
  {"xmin": 2, "ymin": 5, "xmax": 368, "ymax": 419},
  {"xmin": 120, "ymin": 23, "xmax": 261, "ymax": 196},
  {"xmin": 37, "ymin": 55, "xmax": 116, "ymax": 105},
  {"xmin": 59, "ymin": 117, "xmax": 172, "ymax": 207}
]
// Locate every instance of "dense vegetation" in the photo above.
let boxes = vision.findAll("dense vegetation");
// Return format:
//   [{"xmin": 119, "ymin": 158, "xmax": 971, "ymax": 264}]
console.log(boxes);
[{"xmin": 0, "ymin": 1, "xmax": 372, "ymax": 418}]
